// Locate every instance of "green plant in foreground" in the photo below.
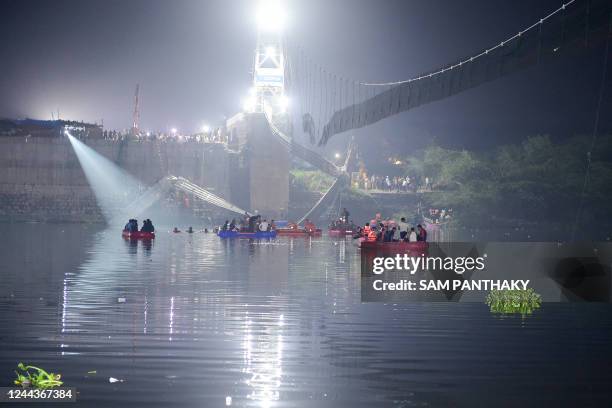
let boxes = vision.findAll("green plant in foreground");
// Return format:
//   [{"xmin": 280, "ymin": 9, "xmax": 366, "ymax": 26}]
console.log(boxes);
[
  {"xmin": 486, "ymin": 288, "xmax": 542, "ymax": 316},
  {"xmin": 14, "ymin": 363, "xmax": 63, "ymax": 389}
]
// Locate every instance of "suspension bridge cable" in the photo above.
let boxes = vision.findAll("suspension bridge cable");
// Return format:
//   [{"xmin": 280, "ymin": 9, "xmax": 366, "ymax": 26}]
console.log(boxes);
[{"xmin": 360, "ymin": 1, "xmax": 577, "ymax": 86}]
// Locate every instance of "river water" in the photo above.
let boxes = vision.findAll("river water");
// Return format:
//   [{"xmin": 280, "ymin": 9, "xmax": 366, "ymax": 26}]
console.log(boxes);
[{"xmin": 0, "ymin": 223, "xmax": 611, "ymax": 407}]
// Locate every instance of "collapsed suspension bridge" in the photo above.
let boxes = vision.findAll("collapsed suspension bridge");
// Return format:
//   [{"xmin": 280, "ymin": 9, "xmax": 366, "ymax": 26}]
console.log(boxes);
[{"xmin": 128, "ymin": 0, "xmax": 611, "ymax": 225}]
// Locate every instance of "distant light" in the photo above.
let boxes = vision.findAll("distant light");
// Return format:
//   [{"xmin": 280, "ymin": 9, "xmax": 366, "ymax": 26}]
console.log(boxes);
[
  {"xmin": 202, "ymin": 124, "xmax": 210, "ymax": 133},
  {"xmin": 394, "ymin": 160, "xmax": 403, "ymax": 165},
  {"xmin": 171, "ymin": 128, "xmax": 177, "ymax": 135},
  {"xmin": 334, "ymin": 153, "xmax": 341, "ymax": 159},
  {"xmin": 146, "ymin": 132, "xmax": 151, "ymax": 137},
  {"xmin": 256, "ymin": 0, "xmax": 286, "ymax": 32}
]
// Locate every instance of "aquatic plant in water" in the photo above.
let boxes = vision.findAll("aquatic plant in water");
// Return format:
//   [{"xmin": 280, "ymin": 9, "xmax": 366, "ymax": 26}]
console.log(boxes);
[
  {"xmin": 14, "ymin": 363, "xmax": 63, "ymax": 389},
  {"xmin": 486, "ymin": 288, "xmax": 542, "ymax": 316}
]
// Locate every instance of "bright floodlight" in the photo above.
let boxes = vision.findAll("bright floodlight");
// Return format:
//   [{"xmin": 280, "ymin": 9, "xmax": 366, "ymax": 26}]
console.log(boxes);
[
  {"xmin": 256, "ymin": 0, "xmax": 286, "ymax": 32},
  {"xmin": 202, "ymin": 124, "xmax": 210, "ymax": 133},
  {"xmin": 335, "ymin": 153, "xmax": 341, "ymax": 159},
  {"xmin": 171, "ymin": 128, "xmax": 177, "ymax": 135}
]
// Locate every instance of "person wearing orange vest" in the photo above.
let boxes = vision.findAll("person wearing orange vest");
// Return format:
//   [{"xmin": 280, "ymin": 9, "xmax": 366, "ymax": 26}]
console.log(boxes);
[
  {"xmin": 367, "ymin": 227, "xmax": 378, "ymax": 241},
  {"xmin": 363, "ymin": 222, "xmax": 371, "ymax": 236}
]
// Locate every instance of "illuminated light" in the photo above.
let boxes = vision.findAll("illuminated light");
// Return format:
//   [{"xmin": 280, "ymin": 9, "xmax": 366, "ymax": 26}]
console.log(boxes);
[
  {"xmin": 202, "ymin": 124, "xmax": 210, "ymax": 133},
  {"xmin": 146, "ymin": 132, "xmax": 151, "ymax": 137},
  {"xmin": 243, "ymin": 96, "xmax": 257, "ymax": 113},
  {"xmin": 256, "ymin": 0, "xmax": 286, "ymax": 32},
  {"xmin": 278, "ymin": 95, "xmax": 289, "ymax": 113},
  {"xmin": 334, "ymin": 153, "xmax": 341, "ymax": 159},
  {"xmin": 394, "ymin": 160, "xmax": 403, "ymax": 165},
  {"xmin": 171, "ymin": 128, "xmax": 177, "ymax": 135}
]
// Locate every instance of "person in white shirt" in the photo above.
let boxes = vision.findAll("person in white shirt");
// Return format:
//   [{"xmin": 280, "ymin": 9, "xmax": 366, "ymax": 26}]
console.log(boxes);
[
  {"xmin": 398, "ymin": 217, "xmax": 409, "ymax": 240},
  {"xmin": 259, "ymin": 219, "xmax": 269, "ymax": 231},
  {"xmin": 408, "ymin": 227, "xmax": 418, "ymax": 242}
]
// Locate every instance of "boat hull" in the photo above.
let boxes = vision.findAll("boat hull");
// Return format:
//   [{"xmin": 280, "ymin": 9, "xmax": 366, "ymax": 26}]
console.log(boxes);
[
  {"xmin": 276, "ymin": 228, "xmax": 322, "ymax": 236},
  {"xmin": 358, "ymin": 239, "xmax": 428, "ymax": 254},
  {"xmin": 218, "ymin": 230, "xmax": 277, "ymax": 239},
  {"xmin": 122, "ymin": 231, "xmax": 155, "ymax": 240},
  {"xmin": 328, "ymin": 229, "xmax": 354, "ymax": 237}
]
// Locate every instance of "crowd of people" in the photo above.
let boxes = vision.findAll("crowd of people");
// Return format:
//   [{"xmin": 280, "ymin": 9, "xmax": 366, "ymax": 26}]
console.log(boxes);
[
  {"xmin": 123, "ymin": 218, "xmax": 155, "ymax": 233},
  {"xmin": 426, "ymin": 208, "xmax": 453, "ymax": 223},
  {"xmin": 220, "ymin": 213, "xmax": 276, "ymax": 233},
  {"xmin": 329, "ymin": 208, "xmax": 358, "ymax": 231},
  {"xmin": 357, "ymin": 215, "xmax": 427, "ymax": 243},
  {"xmin": 354, "ymin": 175, "xmax": 432, "ymax": 192},
  {"xmin": 99, "ymin": 128, "xmax": 229, "ymax": 144}
]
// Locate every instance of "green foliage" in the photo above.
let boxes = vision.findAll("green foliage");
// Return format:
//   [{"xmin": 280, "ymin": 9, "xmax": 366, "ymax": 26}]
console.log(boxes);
[
  {"xmin": 290, "ymin": 170, "xmax": 334, "ymax": 193},
  {"xmin": 402, "ymin": 134, "xmax": 612, "ymax": 227},
  {"xmin": 486, "ymin": 289, "xmax": 542, "ymax": 316},
  {"xmin": 14, "ymin": 363, "xmax": 63, "ymax": 389}
]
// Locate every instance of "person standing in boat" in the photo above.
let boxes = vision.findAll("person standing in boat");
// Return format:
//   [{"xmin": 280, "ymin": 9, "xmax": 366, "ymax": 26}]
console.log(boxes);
[
  {"xmin": 259, "ymin": 219, "xmax": 269, "ymax": 232},
  {"xmin": 398, "ymin": 217, "xmax": 409, "ymax": 240},
  {"xmin": 341, "ymin": 208, "xmax": 350, "ymax": 223},
  {"xmin": 417, "ymin": 224, "xmax": 427, "ymax": 242},
  {"xmin": 408, "ymin": 227, "xmax": 418, "ymax": 242}
]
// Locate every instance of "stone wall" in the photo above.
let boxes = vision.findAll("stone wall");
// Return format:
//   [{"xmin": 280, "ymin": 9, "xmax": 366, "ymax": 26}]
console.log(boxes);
[{"xmin": 0, "ymin": 136, "xmax": 232, "ymax": 222}]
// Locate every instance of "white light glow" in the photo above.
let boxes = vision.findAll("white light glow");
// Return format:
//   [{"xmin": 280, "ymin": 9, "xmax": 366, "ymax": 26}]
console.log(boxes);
[
  {"xmin": 278, "ymin": 95, "xmax": 289, "ymax": 113},
  {"xmin": 335, "ymin": 153, "xmax": 341, "ymax": 159},
  {"xmin": 243, "ymin": 96, "xmax": 257, "ymax": 113},
  {"xmin": 256, "ymin": 0, "xmax": 286, "ymax": 32},
  {"xmin": 171, "ymin": 128, "xmax": 177, "ymax": 135},
  {"xmin": 66, "ymin": 133, "xmax": 142, "ymax": 222},
  {"xmin": 202, "ymin": 124, "xmax": 210, "ymax": 133}
]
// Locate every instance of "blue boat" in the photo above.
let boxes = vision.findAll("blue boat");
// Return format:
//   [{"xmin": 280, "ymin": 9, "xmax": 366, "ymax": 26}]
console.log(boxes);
[{"xmin": 217, "ymin": 230, "xmax": 277, "ymax": 239}]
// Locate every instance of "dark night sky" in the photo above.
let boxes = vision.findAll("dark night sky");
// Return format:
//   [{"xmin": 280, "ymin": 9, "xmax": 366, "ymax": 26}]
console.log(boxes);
[{"xmin": 1, "ymin": 0, "xmax": 610, "ymax": 163}]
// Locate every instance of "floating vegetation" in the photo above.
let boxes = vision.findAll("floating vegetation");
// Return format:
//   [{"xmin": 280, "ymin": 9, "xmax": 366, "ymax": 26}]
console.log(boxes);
[
  {"xmin": 486, "ymin": 288, "xmax": 542, "ymax": 316},
  {"xmin": 14, "ymin": 363, "xmax": 63, "ymax": 389}
]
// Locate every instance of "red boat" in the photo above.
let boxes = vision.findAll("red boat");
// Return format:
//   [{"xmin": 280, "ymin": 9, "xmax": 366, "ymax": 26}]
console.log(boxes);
[
  {"xmin": 122, "ymin": 230, "xmax": 155, "ymax": 240},
  {"xmin": 358, "ymin": 238, "xmax": 428, "ymax": 253},
  {"xmin": 276, "ymin": 228, "xmax": 322, "ymax": 236}
]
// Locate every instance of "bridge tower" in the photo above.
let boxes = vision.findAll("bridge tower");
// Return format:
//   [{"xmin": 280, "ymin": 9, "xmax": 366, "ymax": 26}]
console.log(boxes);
[
  {"xmin": 226, "ymin": 0, "xmax": 290, "ymax": 220},
  {"xmin": 245, "ymin": 0, "xmax": 288, "ymax": 115}
]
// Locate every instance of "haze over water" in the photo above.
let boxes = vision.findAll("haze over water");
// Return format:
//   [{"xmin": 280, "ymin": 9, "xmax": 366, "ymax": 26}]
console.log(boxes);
[{"xmin": 1, "ymin": 223, "xmax": 611, "ymax": 407}]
